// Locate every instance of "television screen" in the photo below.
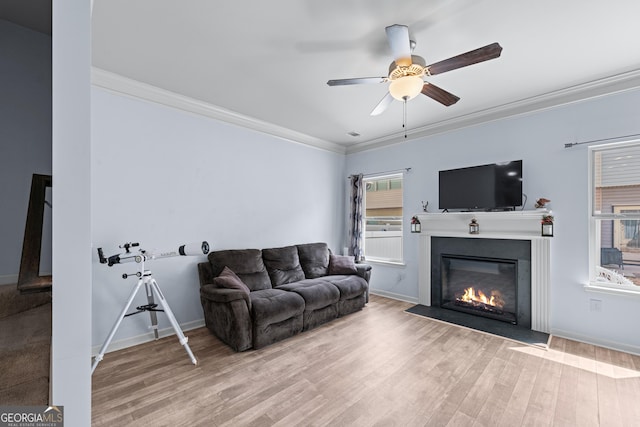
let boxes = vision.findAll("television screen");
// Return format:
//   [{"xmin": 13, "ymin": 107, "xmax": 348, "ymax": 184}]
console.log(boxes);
[{"xmin": 438, "ymin": 160, "xmax": 523, "ymax": 210}]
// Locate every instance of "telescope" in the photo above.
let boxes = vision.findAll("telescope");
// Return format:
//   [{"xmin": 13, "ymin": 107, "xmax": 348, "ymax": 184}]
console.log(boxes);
[
  {"xmin": 92, "ymin": 240, "xmax": 209, "ymax": 374},
  {"xmin": 97, "ymin": 241, "xmax": 210, "ymax": 267}
]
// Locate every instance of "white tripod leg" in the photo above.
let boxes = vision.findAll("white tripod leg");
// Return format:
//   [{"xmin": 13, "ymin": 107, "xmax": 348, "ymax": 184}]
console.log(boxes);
[
  {"xmin": 91, "ymin": 278, "xmax": 145, "ymax": 374},
  {"xmin": 144, "ymin": 280, "xmax": 160, "ymax": 339},
  {"xmin": 149, "ymin": 278, "xmax": 197, "ymax": 365}
]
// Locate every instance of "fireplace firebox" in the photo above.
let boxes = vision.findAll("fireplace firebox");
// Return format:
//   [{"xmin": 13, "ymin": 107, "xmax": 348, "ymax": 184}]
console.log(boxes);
[
  {"xmin": 441, "ymin": 255, "xmax": 518, "ymax": 324},
  {"xmin": 430, "ymin": 237, "xmax": 532, "ymax": 329}
]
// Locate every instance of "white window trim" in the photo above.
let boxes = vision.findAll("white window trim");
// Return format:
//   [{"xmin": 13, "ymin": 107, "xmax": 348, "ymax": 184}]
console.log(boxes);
[
  {"xmin": 587, "ymin": 140, "xmax": 640, "ymax": 295},
  {"xmin": 585, "ymin": 282, "xmax": 640, "ymax": 297},
  {"xmin": 366, "ymin": 259, "xmax": 406, "ymax": 267},
  {"xmin": 363, "ymin": 172, "xmax": 404, "ymax": 264}
]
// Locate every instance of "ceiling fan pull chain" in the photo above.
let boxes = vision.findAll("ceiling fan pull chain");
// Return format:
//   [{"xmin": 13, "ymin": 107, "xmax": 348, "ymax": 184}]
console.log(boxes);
[{"xmin": 403, "ymin": 98, "xmax": 408, "ymax": 138}]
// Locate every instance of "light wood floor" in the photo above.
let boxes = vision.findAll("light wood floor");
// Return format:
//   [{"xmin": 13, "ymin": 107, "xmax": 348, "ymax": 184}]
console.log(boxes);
[{"xmin": 92, "ymin": 295, "xmax": 640, "ymax": 426}]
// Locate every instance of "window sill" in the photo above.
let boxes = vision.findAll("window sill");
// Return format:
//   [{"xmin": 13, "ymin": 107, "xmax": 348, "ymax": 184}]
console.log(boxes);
[
  {"xmin": 584, "ymin": 282, "xmax": 640, "ymax": 297},
  {"xmin": 365, "ymin": 259, "xmax": 405, "ymax": 267}
]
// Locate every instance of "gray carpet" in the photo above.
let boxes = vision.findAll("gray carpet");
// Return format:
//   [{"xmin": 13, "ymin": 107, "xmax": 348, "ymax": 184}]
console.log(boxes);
[
  {"xmin": 0, "ymin": 285, "xmax": 51, "ymax": 405},
  {"xmin": 406, "ymin": 304, "xmax": 550, "ymax": 348}
]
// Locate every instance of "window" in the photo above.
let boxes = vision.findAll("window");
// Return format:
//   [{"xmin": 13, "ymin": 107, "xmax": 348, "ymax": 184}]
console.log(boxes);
[
  {"xmin": 363, "ymin": 174, "xmax": 403, "ymax": 263},
  {"xmin": 589, "ymin": 140, "xmax": 640, "ymax": 293}
]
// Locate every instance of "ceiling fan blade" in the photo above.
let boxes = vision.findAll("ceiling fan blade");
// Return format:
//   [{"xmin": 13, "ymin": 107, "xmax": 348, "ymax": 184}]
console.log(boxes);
[
  {"xmin": 421, "ymin": 83, "xmax": 460, "ymax": 106},
  {"xmin": 426, "ymin": 42, "xmax": 503, "ymax": 76},
  {"xmin": 327, "ymin": 77, "xmax": 387, "ymax": 86},
  {"xmin": 370, "ymin": 92, "xmax": 394, "ymax": 116},
  {"xmin": 385, "ymin": 24, "xmax": 412, "ymax": 67}
]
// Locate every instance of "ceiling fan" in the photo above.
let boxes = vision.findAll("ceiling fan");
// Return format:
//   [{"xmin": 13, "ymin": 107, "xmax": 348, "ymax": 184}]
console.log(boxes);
[{"xmin": 327, "ymin": 24, "xmax": 503, "ymax": 116}]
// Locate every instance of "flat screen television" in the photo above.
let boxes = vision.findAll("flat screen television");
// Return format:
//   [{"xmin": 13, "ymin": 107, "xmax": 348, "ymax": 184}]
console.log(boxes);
[{"xmin": 438, "ymin": 160, "xmax": 523, "ymax": 211}]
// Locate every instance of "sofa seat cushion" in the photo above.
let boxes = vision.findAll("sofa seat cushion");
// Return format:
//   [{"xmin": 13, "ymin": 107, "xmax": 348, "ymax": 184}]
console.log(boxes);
[
  {"xmin": 208, "ymin": 249, "xmax": 271, "ymax": 291},
  {"xmin": 296, "ymin": 242, "xmax": 330, "ymax": 279},
  {"xmin": 250, "ymin": 289, "xmax": 305, "ymax": 325},
  {"xmin": 276, "ymin": 279, "xmax": 340, "ymax": 311},
  {"xmin": 324, "ymin": 275, "xmax": 368, "ymax": 300}
]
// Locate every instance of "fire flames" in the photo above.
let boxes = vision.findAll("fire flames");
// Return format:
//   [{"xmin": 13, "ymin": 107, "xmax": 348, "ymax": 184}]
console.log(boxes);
[{"xmin": 459, "ymin": 287, "xmax": 505, "ymax": 309}]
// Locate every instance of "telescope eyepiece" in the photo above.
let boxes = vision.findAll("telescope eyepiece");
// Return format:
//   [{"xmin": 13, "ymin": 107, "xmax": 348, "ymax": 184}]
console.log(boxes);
[{"xmin": 97, "ymin": 248, "xmax": 107, "ymax": 264}]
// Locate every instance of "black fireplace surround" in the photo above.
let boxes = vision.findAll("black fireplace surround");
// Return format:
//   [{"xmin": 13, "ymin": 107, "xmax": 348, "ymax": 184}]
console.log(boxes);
[{"xmin": 431, "ymin": 237, "xmax": 532, "ymax": 329}]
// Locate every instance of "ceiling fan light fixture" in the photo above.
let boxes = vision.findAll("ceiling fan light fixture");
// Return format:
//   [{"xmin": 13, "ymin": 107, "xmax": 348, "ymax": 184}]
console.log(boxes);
[{"xmin": 389, "ymin": 75, "xmax": 424, "ymax": 101}]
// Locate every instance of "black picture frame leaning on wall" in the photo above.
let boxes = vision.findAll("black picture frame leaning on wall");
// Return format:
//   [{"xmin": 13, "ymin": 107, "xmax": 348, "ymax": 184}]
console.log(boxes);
[{"xmin": 17, "ymin": 173, "xmax": 52, "ymax": 294}]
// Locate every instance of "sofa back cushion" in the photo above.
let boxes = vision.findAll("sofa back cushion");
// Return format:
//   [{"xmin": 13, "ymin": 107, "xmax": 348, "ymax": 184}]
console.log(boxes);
[
  {"xmin": 208, "ymin": 249, "xmax": 271, "ymax": 291},
  {"xmin": 296, "ymin": 242, "xmax": 330, "ymax": 279},
  {"xmin": 262, "ymin": 245, "xmax": 305, "ymax": 287}
]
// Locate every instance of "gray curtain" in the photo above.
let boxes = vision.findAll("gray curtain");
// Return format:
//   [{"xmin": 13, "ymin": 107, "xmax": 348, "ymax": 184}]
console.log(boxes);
[{"xmin": 349, "ymin": 174, "xmax": 365, "ymax": 262}]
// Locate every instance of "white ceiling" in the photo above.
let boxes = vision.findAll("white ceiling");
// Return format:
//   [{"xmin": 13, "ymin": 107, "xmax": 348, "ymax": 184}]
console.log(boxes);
[{"xmin": 14, "ymin": 1, "xmax": 640, "ymax": 153}]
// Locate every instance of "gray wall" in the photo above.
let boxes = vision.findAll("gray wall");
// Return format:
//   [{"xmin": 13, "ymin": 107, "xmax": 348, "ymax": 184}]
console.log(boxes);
[
  {"xmin": 0, "ymin": 19, "xmax": 52, "ymax": 284},
  {"xmin": 91, "ymin": 87, "xmax": 346, "ymax": 348},
  {"xmin": 346, "ymin": 87, "xmax": 640, "ymax": 354}
]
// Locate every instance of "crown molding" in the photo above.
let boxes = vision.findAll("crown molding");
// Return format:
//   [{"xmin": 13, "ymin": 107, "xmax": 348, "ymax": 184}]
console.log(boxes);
[
  {"xmin": 345, "ymin": 68, "xmax": 640, "ymax": 154},
  {"xmin": 91, "ymin": 68, "xmax": 347, "ymax": 154},
  {"xmin": 92, "ymin": 67, "xmax": 640, "ymax": 156}
]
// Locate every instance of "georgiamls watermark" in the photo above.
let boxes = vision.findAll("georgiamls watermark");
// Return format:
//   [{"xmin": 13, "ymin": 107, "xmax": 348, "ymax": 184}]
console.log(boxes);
[{"xmin": 0, "ymin": 406, "xmax": 63, "ymax": 427}]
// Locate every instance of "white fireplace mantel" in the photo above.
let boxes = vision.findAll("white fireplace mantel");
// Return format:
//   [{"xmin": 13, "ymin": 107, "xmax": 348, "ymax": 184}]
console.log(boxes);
[{"xmin": 416, "ymin": 210, "xmax": 551, "ymax": 333}]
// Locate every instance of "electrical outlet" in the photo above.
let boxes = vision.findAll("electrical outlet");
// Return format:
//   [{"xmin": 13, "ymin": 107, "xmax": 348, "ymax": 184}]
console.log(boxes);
[{"xmin": 590, "ymin": 299, "xmax": 602, "ymax": 312}]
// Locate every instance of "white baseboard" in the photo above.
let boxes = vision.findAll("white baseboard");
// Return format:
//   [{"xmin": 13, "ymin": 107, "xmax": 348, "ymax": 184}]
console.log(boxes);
[
  {"xmin": 0, "ymin": 274, "xmax": 18, "ymax": 286},
  {"xmin": 370, "ymin": 289, "xmax": 418, "ymax": 304},
  {"xmin": 91, "ymin": 318, "xmax": 205, "ymax": 356},
  {"xmin": 551, "ymin": 328, "xmax": 640, "ymax": 356}
]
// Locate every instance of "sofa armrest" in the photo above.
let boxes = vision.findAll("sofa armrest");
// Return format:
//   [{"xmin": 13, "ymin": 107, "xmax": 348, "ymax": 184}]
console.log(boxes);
[
  {"xmin": 199, "ymin": 285, "xmax": 253, "ymax": 352},
  {"xmin": 200, "ymin": 284, "xmax": 251, "ymax": 308},
  {"xmin": 355, "ymin": 263, "xmax": 372, "ymax": 283}
]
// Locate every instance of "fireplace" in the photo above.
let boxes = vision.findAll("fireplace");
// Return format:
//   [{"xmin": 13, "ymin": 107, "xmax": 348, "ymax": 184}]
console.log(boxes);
[
  {"xmin": 417, "ymin": 211, "xmax": 551, "ymax": 334},
  {"xmin": 440, "ymin": 255, "xmax": 518, "ymax": 324},
  {"xmin": 430, "ymin": 237, "xmax": 532, "ymax": 329}
]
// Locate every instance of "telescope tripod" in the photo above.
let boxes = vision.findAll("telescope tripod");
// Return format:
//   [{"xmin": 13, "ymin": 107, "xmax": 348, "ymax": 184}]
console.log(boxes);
[{"xmin": 91, "ymin": 265, "xmax": 197, "ymax": 374}]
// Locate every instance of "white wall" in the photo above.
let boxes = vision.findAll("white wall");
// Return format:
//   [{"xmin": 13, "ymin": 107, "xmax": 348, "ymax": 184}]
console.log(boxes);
[
  {"xmin": 346, "ymin": 88, "xmax": 640, "ymax": 355},
  {"xmin": 51, "ymin": 1, "xmax": 92, "ymax": 424},
  {"xmin": 91, "ymin": 87, "xmax": 346, "ymax": 348},
  {"xmin": 0, "ymin": 20, "xmax": 52, "ymax": 284}
]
